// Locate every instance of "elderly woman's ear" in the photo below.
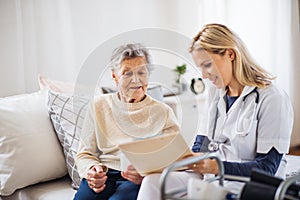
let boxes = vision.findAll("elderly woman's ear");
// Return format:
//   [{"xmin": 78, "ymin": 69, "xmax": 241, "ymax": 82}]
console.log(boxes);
[{"xmin": 111, "ymin": 70, "xmax": 119, "ymax": 85}]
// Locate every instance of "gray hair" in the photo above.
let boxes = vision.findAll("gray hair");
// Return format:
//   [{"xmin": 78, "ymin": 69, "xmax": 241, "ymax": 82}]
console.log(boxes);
[{"xmin": 110, "ymin": 43, "xmax": 152, "ymax": 71}]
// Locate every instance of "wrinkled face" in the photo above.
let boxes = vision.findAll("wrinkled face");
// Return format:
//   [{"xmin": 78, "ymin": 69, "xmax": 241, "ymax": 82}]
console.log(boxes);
[
  {"xmin": 191, "ymin": 49, "xmax": 234, "ymax": 89},
  {"xmin": 112, "ymin": 57, "xmax": 149, "ymax": 103}
]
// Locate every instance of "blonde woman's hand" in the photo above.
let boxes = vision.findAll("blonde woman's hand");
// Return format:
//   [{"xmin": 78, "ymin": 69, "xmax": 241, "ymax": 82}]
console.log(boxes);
[
  {"xmin": 121, "ymin": 165, "xmax": 144, "ymax": 185},
  {"xmin": 187, "ymin": 152, "xmax": 219, "ymax": 175},
  {"xmin": 86, "ymin": 165, "xmax": 108, "ymax": 193}
]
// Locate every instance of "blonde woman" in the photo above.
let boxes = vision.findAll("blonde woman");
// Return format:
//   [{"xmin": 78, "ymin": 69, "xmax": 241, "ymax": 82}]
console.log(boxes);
[{"xmin": 137, "ymin": 23, "xmax": 293, "ymax": 199}]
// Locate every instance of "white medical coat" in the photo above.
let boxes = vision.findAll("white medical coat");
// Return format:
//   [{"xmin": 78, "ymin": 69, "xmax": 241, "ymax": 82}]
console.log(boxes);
[{"xmin": 200, "ymin": 85, "xmax": 294, "ymax": 178}]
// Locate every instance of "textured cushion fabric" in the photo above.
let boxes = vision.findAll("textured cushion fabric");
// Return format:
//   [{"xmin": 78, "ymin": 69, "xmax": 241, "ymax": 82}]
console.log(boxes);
[
  {"xmin": 47, "ymin": 90, "xmax": 89, "ymax": 189},
  {"xmin": 0, "ymin": 90, "xmax": 67, "ymax": 196}
]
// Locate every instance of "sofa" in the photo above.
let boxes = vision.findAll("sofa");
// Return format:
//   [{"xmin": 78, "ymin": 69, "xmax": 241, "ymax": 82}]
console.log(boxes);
[
  {"xmin": 0, "ymin": 76, "xmax": 167, "ymax": 199},
  {"xmin": 0, "ymin": 75, "xmax": 87, "ymax": 199},
  {"xmin": 0, "ymin": 90, "xmax": 76, "ymax": 199},
  {"xmin": 1, "ymin": 77, "xmax": 300, "ymax": 200}
]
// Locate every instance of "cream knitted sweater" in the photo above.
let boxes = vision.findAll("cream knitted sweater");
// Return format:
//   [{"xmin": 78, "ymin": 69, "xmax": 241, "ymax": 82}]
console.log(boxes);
[{"xmin": 75, "ymin": 93, "xmax": 180, "ymax": 178}]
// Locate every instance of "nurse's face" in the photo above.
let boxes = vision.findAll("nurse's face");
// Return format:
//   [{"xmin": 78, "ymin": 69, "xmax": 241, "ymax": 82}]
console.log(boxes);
[
  {"xmin": 191, "ymin": 49, "xmax": 234, "ymax": 89},
  {"xmin": 112, "ymin": 57, "xmax": 149, "ymax": 103}
]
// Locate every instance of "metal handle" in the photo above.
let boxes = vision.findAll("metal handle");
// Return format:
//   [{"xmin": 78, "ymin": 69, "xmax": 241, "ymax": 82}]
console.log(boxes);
[
  {"xmin": 160, "ymin": 152, "xmax": 224, "ymax": 200},
  {"xmin": 274, "ymin": 174, "xmax": 300, "ymax": 200}
]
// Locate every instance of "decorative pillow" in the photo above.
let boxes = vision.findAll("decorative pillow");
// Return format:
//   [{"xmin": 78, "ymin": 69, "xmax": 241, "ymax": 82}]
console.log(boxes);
[
  {"xmin": 101, "ymin": 86, "xmax": 116, "ymax": 94},
  {"xmin": 38, "ymin": 75, "xmax": 103, "ymax": 96},
  {"xmin": 47, "ymin": 90, "xmax": 89, "ymax": 189},
  {"xmin": 0, "ymin": 90, "xmax": 67, "ymax": 196},
  {"xmin": 38, "ymin": 74, "xmax": 75, "ymax": 93}
]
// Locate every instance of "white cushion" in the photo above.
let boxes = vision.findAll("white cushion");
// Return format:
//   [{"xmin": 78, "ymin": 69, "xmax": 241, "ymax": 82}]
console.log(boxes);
[
  {"xmin": 0, "ymin": 90, "xmax": 67, "ymax": 196},
  {"xmin": 38, "ymin": 75, "xmax": 102, "ymax": 96},
  {"xmin": 1, "ymin": 176, "xmax": 76, "ymax": 200}
]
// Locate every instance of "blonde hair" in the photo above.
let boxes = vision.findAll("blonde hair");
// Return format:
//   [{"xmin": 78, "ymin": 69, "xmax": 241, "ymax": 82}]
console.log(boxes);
[{"xmin": 190, "ymin": 23, "xmax": 275, "ymax": 88}]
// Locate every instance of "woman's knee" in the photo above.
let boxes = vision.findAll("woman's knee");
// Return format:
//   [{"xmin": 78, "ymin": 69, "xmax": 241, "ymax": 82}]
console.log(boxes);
[
  {"xmin": 74, "ymin": 179, "xmax": 114, "ymax": 200},
  {"xmin": 74, "ymin": 179, "xmax": 96, "ymax": 200},
  {"xmin": 109, "ymin": 180, "xmax": 140, "ymax": 200},
  {"xmin": 137, "ymin": 174, "xmax": 162, "ymax": 200},
  {"xmin": 142, "ymin": 173, "xmax": 161, "ymax": 187}
]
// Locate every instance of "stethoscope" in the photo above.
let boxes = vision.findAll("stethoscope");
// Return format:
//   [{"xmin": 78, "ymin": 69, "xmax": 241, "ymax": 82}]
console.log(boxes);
[{"xmin": 208, "ymin": 87, "xmax": 260, "ymax": 152}]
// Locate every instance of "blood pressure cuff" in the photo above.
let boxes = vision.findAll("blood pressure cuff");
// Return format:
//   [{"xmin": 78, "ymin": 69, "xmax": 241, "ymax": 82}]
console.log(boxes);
[
  {"xmin": 240, "ymin": 170, "xmax": 300, "ymax": 200},
  {"xmin": 192, "ymin": 135, "xmax": 211, "ymax": 153}
]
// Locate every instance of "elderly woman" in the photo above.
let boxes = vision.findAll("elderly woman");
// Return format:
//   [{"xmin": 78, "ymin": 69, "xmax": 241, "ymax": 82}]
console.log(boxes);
[{"xmin": 74, "ymin": 43, "xmax": 179, "ymax": 200}]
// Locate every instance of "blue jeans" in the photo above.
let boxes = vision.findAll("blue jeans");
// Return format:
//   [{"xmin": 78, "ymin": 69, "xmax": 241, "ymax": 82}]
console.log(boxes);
[{"xmin": 73, "ymin": 169, "xmax": 140, "ymax": 200}]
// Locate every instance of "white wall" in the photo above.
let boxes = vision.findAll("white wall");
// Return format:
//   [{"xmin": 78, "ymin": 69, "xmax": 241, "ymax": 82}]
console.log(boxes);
[{"xmin": 0, "ymin": 0, "xmax": 201, "ymax": 97}]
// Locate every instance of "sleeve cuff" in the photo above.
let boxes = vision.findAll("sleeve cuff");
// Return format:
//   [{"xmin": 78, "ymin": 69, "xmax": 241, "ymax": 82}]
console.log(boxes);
[{"xmin": 257, "ymin": 139, "xmax": 290, "ymax": 154}]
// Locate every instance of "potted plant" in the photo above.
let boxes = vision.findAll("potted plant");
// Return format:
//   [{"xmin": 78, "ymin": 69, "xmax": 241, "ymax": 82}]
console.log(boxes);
[
  {"xmin": 174, "ymin": 64, "xmax": 187, "ymax": 84},
  {"xmin": 173, "ymin": 64, "xmax": 187, "ymax": 94}
]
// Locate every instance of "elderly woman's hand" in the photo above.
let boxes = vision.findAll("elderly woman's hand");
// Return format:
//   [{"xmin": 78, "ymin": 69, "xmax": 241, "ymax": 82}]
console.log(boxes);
[
  {"xmin": 86, "ymin": 165, "xmax": 108, "ymax": 193},
  {"xmin": 121, "ymin": 165, "xmax": 144, "ymax": 185},
  {"xmin": 187, "ymin": 153, "xmax": 219, "ymax": 175}
]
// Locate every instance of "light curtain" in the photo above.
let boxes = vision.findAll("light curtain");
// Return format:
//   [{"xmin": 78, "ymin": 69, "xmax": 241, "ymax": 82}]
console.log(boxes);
[{"xmin": 194, "ymin": 0, "xmax": 300, "ymax": 147}]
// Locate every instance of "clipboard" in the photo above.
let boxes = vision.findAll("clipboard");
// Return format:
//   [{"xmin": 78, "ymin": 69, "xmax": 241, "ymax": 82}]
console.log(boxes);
[{"xmin": 118, "ymin": 133, "xmax": 192, "ymax": 176}]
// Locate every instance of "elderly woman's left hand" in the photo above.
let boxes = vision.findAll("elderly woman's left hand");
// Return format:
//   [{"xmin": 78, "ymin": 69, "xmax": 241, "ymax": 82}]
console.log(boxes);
[{"xmin": 121, "ymin": 165, "xmax": 144, "ymax": 185}]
